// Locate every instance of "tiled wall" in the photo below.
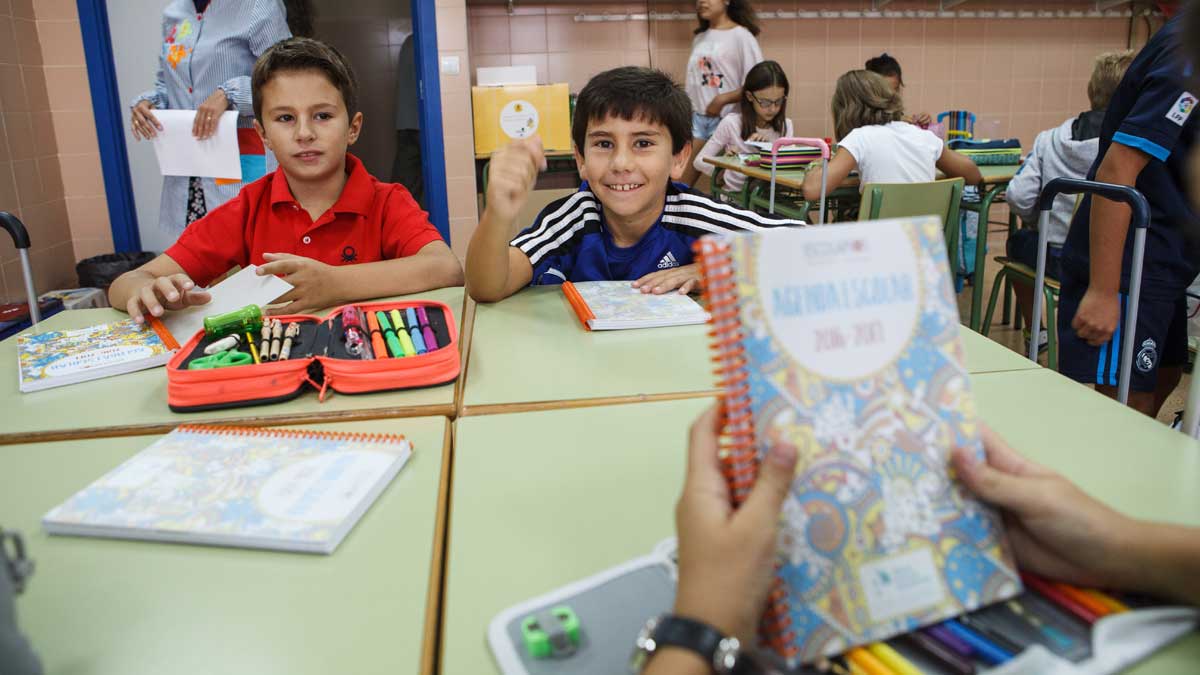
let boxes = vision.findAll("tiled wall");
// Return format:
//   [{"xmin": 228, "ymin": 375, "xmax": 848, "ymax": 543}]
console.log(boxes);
[
  {"xmin": 436, "ymin": 0, "xmax": 478, "ymax": 259},
  {"xmin": 465, "ymin": 1, "xmax": 1133, "ymax": 153},
  {"xmin": 312, "ymin": 0, "xmax": 412, "ymax": 182},
  {"xmin": 0, "ymin": 0, "xmax": 111, "ymax": 301}
]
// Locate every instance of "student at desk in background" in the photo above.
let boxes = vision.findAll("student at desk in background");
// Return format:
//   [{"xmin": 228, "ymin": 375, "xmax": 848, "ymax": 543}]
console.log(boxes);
[
  {"xmin": 692, "ymin": 60, "xmax": 794, "ymax": 197},
  {"xmin": 865, "ymin": 52, "xmax": 933, "ymax": 128},
  {"xmin": 465, "ymin": 66, "xmax": 802, "ymax": 303},
  {"xmin": 801, "ymin": 70, "xmax": 981, "ymax": 204},
  {"xmin": 1005, "ymin": 50, "xmax": 1134, "ymax": 341},
  {"xmin": 110, "ymin": 38, "xmax": 463, "ymax": 321}
]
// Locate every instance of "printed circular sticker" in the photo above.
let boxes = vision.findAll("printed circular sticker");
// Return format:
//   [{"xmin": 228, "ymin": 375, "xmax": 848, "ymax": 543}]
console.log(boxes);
[{"xmin": 499, "ymin": 100, "xmax": 539, "ymax": 138}]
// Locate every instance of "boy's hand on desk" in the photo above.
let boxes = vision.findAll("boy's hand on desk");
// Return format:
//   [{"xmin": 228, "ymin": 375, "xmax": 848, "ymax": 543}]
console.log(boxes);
[
  {"xmin": 1072, "ymin": 287, "xmax": 1120, "ymax": 346},
  {"xmin": 675, "ymin": 405, "xmax": 797, "ymax": 642},
  {"xmin": 632, "ymin": 264, "xmax": 702, "ymax": 295},
  {"xmin": 130, "ymin": 100, "xmax": 162, "ymax": 140},
  {"xmin": 258, "ymin": 253, "xmax": 339, "ymax": 315},
  {"xmin": 127, "ymin": 273, "xmax": 211, "ymax": 322},
  {"xmin": 485, "ymin": 137, "xmax": 546, "ymax": 225}
]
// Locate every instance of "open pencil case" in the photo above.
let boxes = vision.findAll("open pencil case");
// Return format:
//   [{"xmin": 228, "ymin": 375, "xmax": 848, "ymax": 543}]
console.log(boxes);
[{"xmin": 165, "ymin": 299, "xmax": 459, "ymax": 412}]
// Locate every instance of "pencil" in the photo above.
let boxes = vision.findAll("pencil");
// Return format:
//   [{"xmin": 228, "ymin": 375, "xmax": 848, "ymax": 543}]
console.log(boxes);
[{"xmin": 246, "ymin": 331, "xmax": 260, "ymax": 364}]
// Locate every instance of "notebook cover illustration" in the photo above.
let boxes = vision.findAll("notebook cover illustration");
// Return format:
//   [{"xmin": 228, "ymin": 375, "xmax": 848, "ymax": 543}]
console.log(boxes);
[
  {"xmin": 43, "ymin": 425, "xmax": 412, "ymax": 554},
  {"xmin": 17, "ymin": 317, "xmax": 177, "ymax": 392},
  {"xmin": 698, "ymin": 217, "xmax": 1019, "ymax": 663},
  {"xmin": 562, "ymin": 280, "xmax": 709, "ymax": 330}
]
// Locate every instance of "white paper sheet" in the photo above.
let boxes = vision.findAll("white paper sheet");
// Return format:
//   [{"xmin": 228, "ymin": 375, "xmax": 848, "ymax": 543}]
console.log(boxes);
[
  {"xmin": 162, "ymin": 265, "xmax": 293, "ymax": 344},
  {"xmin": 151, "ymin": 109, "xmax": 242, "ymax": 179}
]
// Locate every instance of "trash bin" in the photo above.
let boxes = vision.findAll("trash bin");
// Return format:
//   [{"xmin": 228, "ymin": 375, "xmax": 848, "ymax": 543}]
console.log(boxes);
[{"xmin": 75, "ymin": 252, "xmax": 156, "ymax": 289}]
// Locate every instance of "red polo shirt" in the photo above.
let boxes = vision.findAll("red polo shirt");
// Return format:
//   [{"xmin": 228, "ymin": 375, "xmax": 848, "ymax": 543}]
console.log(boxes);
[{"xmin": 166, "ymin": 154, "xmax": 443, "ymax": 286}]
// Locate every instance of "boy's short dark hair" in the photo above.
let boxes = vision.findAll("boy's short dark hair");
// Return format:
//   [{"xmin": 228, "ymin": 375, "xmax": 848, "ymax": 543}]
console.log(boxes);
[
  {"xmin": 252, "ymin": 37, "xmax": 358, "ymax": 121},
  {"xmin": 571, "ymin": 67, "xmax": 692, "ymax": 155}
]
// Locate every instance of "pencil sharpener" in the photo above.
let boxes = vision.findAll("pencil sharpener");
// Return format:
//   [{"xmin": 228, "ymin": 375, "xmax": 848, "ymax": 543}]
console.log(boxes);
[{"xmin": 520, "ymin": 605, "xmax": 580, "ymax": 659}]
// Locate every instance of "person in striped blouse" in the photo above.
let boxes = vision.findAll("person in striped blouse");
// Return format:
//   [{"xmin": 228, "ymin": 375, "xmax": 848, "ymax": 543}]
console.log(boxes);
[
  {"xmin": 466, "ymin": 66, "xmax": 803, "ymax": 303},
  {"xmin": 129, "ymin": 0, "xmax": 299, "ymax": 235}
]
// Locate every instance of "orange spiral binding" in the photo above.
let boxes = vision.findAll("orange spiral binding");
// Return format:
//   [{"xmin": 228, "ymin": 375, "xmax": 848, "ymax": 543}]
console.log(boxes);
[
  {"xmin": 693, "ymin": 237, "xmax": 797, "ymax": 662},
  {"xmin": 175, "ymin": 424, "xmax": 410, "ymax": 447}
]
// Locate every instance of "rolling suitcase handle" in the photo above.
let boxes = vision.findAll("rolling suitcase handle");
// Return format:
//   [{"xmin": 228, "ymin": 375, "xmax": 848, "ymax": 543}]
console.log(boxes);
[
  {"xmin": 769, "ymin": 137, "xmax": 831, "ymax": 225},
  {"xmin": 0, "ymin": 212, "xmax": 40, "ymax": 325},
  {"xmin": 1030, "ymin": 178, "xmax": 1150, "ymax": 406}
]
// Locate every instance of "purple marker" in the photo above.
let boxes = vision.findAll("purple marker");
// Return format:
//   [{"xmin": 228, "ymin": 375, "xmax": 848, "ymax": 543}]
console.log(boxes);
[
  {"xmin": 416, "ymin": 306, "xmax": 439, "ymax": 350},
  {"xmin": 924, "ymin": 624, "xmax": 974, "ymax": 658}
]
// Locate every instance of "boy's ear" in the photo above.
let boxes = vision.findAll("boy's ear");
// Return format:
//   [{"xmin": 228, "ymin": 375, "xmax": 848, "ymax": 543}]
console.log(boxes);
[
  {"xmin": 347, "ymin": 111, "xmax": 364, "ymax": 145},
  {"xmin": 669, "ymin": 141, "xmax": 691, "ymax": 181},
  {"xmin": 254, "ymin": 119, "xmax": 269, "ymax": 149},
  {"xmin": 573, "ymin": 143, "xmax": 587, "ymax": 182}
]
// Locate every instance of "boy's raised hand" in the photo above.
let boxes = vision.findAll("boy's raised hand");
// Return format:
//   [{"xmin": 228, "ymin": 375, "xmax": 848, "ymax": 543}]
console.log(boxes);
[
  {"xmin": 632, "ymin": 263, "xmax": 702, "ymax": 295},
  {"xmin": 484, "ymin": 137, "xmax": 547, "ymax": 225},
  {"xmin": 126, "ymin": 273, "xmax": 211, "ymax": 323},
  {"xmin": 258, "ymin": 252, "xmax": 340, "ymax": 315}
]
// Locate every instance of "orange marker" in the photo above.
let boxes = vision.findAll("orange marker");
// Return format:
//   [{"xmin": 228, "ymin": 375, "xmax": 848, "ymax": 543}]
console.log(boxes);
[
  {"xmin": 1082, "ymin": 588, "xmax": 1130, "ymax": 613},
  {"xmin": 365, "ymin": 310, "xmax": 387, "ymax": 359},
  {"xmin": 1053, "ymin": 582, "xmax": 1114, "ymax": 618}
]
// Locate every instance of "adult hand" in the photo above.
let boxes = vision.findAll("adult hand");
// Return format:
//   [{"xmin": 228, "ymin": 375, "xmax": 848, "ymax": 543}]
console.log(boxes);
[
  {"xmin": 483, "ymin": 136, "xmax": 546, "ymax": 225},
  {"xmin": 674, "ymin": 405, "xmax": 798, "ymax": 642},
  {"xmin": 632, "ymin": 263, "xmax": 702, "ymax": 295},
  {"xmin": 131, "ymin": 100, "xmax": 163, "ymax": 140},
  {"xmin": 1071, "ymin": 286, "xmax": 1121, "ymax": 346},
  {"xmin": 953, "ymin": 427, "xmax": 1134, "ymax": 588},
  {"xmin": 125, "ymin": 273, "xmax": 211, "ymax": 322},
  {"xmin": 193, "ymin": 88, "xmax": 229, "ymax": 140},
  {"xmin": 258, "ymin": 253, "xmax": 342, "ymax": 314}
]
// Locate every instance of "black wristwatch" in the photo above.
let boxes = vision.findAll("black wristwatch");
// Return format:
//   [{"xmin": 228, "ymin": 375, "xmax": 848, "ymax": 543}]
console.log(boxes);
[{"xmin": 629, "ymin": 614, "xmax": 766, "ymax": 674}]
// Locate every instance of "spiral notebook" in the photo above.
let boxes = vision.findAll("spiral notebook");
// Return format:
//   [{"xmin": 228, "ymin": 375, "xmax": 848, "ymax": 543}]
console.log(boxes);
[
  {"xmin": 42, "ymin": 425, "xmax": 412, "ymax": 554},
  {"xmin": 695, "ymin": 217, "xmax": 1020, "ymax": 665}
]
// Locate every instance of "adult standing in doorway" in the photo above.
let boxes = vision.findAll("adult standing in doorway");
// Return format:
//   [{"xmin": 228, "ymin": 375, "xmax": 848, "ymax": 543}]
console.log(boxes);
[
  {"xmin": 681, "ymin": 0, "xmax": 763, "ymax": 187},
  {"xmin": 128, "ymin": 1, "xmax": 304, "ymax": 236}
]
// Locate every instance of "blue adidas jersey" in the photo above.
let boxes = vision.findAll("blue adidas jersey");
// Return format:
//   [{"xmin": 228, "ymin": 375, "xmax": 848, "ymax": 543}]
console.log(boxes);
[
  {"xmin": 1061, "ymin": 14, "xmax": 1198, "ymax": 297},
  {"xmin": 510, "ymin": 181, "xmax": 802, "ymax": 285}
]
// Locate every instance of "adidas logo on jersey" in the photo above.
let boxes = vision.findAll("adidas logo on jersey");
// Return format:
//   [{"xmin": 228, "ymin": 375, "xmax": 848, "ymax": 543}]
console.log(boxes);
[{"xmin": 657, "ymin": 251, "xmax": 680, "ymax": 269}]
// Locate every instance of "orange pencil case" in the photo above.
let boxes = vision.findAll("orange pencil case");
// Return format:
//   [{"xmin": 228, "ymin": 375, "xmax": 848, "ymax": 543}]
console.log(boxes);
[{"xmin": 165, "ymin": 300, "xmax": 459, "ymax": 412}]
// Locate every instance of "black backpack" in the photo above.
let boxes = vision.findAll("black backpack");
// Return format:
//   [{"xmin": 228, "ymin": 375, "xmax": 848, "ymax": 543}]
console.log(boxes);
[{"xmin": 0, "ymin": 529, "xmax": 41, "ymax": 675}]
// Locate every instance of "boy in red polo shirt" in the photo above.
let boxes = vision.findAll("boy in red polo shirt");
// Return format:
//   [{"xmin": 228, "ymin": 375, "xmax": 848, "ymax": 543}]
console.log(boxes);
[{"xmin": 110, "ymin": 37, "xmax": 463, "ymax": 320}]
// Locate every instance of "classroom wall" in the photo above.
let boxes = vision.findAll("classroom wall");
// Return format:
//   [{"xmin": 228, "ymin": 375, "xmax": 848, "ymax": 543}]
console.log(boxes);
[
  {"xmin": 0, "ymin": 0, "xmax": 112, "ymax": 301},
  {"xmin": 462, "ymin": 1, "xmax": 1135, "ymax": 159},
  {"xmin": 436, "ymin": 0, "xmax": 479, "ymax": 258}
]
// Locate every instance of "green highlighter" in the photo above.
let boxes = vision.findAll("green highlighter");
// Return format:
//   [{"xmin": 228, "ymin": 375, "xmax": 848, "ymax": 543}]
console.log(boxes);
[
  {"xmin": 376, "ymin": 311, "xmax": 405, "ymax": 358},
  {"xmin": 390, "ymin": 309, "xmax": 416, "ymax": 356}
]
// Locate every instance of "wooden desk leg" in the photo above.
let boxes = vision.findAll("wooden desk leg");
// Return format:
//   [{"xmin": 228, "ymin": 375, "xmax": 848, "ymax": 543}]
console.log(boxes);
[{"xmin": 969, "ymin": 182, "xmax": 1008, "ymax": 332}]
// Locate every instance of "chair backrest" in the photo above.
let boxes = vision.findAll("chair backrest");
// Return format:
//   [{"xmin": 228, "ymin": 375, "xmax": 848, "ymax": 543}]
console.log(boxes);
[{"xmin": 857, "ymin": 178, "xmax": 966, "ymax": 273}]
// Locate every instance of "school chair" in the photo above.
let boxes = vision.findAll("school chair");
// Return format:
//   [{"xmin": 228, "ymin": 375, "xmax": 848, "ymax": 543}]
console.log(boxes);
[
  {"xmin": 709, "ymin": 166, "xmax": 753, "ymax": 209},
  {"xmin": 747, "ymin": 180, "xmax": 809, "ymax": 220},
  {"xmin": 857, "ymin": 178, "xmax": 966, "ymax": 277}
]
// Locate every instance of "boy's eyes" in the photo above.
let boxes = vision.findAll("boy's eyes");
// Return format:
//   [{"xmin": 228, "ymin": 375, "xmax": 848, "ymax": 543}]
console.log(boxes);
[
  {"xmin": 272, "ymin": 112, "xmax": 336, "ymax": 123},
  {"xmin": 589, "ymin": 139, "xmax": 656, "ymax": 149}
]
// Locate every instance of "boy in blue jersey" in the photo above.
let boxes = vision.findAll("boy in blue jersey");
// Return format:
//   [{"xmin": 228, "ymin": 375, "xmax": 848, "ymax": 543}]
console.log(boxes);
[
  {"xmin": 1057, "ymin": 14, "xmax": 1198, "ymax": 417},
  {"xmin": 466, "ymin": 66, "xmax": 800, "ymax": 303}
]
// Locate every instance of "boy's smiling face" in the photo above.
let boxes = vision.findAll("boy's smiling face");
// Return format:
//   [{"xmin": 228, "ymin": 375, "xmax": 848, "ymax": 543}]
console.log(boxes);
[
  {"xmin": 574, "ymin": 113, "xmax": 691, "ymax": 235},
  {"xmin": 255, "ymin": 69, "xmax": 363, "ymax": 184}
]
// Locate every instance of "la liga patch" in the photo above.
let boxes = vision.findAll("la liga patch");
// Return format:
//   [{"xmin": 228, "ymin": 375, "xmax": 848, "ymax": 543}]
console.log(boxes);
[{"xmin": 1166, "ymin": 92, "xmax": 1196, "ymax": 127}]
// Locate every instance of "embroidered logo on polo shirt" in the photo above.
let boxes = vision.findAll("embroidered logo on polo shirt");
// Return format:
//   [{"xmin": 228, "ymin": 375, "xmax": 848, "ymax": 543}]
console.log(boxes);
[
  {"xmin": 341, "ymin": 246, "xmax": 358, "ymax": 263},
  {"xmin": 657, "ymin": 251, "xmax": 680, "ymax": 269},
  {"xmin": 1136, "ymin": 338, "xmax": 1158, "ymax": 373},
  {"xmin": 1166, "ymin": 92, "xmax": 1196, "ymax": 127}
]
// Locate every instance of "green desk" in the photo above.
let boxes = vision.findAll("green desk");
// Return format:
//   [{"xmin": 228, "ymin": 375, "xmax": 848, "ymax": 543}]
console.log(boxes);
[
  {"xmin": 462, "ymin": 287, "xmax": 1036, "ymax": 414},
  {"xmin": 3, "ymin": 417, "xmax": 451, "ymax": 675},
  {"xmin": 443, "ymin": 373, "xmax": 1200, "ymax": 674},
  {"xmin": 0, "ymin": 287, "xmax": 466, "ymax": 444}
]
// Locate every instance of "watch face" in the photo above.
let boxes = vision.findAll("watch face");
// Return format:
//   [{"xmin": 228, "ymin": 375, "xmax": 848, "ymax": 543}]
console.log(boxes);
[
  {"xmin": 628, "ymin": 615, "xmax": 662, "ymax": 673},
  {"xmin": 714, "ymin": 636, "xmax": 742, "ymax": 673}
]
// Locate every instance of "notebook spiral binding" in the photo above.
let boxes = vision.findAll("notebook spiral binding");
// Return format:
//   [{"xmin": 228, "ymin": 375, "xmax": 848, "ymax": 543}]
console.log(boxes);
[
  {"xmin": 175, "ymin": 424, "xmax": 409, "ymax": 446},
  {"xmin": 694, "ymin": 237, "xmax": 798, "ymax": 660}
]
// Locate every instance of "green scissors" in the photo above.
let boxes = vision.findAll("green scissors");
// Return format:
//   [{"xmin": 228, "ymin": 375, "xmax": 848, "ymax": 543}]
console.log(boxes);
[{"xmin": 188, "ymin": 349, "xmax": 253, "ymax": 370}]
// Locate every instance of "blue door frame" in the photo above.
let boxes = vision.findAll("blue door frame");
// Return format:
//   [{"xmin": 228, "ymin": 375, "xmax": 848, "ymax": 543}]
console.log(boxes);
[{"xmin": 76, "ymin": 0, "xmax": 452, "ymax": 251}]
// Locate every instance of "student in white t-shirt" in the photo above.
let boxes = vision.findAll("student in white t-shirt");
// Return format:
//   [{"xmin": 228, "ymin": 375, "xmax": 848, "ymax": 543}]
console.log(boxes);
[
  {"xmin": 693, "ymin": 60, "xmax": 793, "ymax": 196},
  {"xmin": 681, "ymin": 0, "xmax": 763, "ymax": 186},
  {"xmin": 802, "ymin": 70, "xmax": 980, "ymax": 204}
]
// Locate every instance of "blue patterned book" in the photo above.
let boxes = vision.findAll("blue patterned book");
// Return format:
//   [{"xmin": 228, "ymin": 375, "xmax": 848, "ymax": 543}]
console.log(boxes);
[
  {"xmin": 43, "ymin": 425, "xmax": 412, "ymax": 554},
  {"xmin": 696, "ymin": 217, "xmax": 1019, "ymax": 664}
]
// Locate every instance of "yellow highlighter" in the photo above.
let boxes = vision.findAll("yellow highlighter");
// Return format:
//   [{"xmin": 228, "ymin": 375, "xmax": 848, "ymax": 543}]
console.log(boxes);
[
  {"xmin": 846, "ymin": 647, "xmax": 898, "ymax": 675},
  {"xmin": 867, "ymin": 643, "xmax": 923, "ymax": 675},
  {"xmin": 390, "ymin": 309, "xmax": 416, "ymax": 356}
]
